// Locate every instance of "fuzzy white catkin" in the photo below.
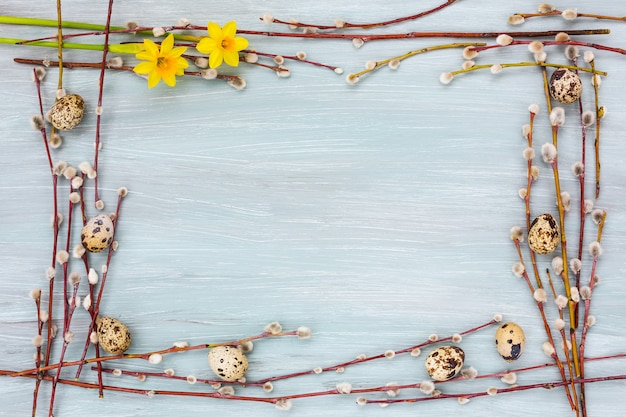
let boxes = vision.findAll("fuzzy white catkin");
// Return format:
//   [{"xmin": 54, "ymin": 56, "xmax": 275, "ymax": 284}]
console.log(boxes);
[
  {"xmin": 336, "ymin": 383, "xmax": 352, "ymax": 394},
  {"xmin": 589, "ymin": 241, "xmax": 603, "ymax": 257},
  {"xmin": 562, "ymin": 8, "xmax": 578, "ymax": 20},
  {"xmin": 538, "ymin": 3, "xmax": 556, "ymax": 13},
  {"xmin": 518, "ymin": 188, "xmax": 528, "ymax": 199},
  {"xmin": 534, "ymin": 51, "xmax": 547, "ymax": 64},
  {"xmin": 419, "ymin": 380, "xmax": 435, "ymax": 395},
  {"xmin": 580, "ymin": 286, "xmax": 592, "ymax": 300},
  {"xmin": 555, "ymin": 318, "xmax": 566, "ymax": 330},
  {"xmin": 549, "ymin": 107, "xmax": 565, "ymax": 126},
  {"xmin": 439, "ymin": 72, "xmax": 454, "ymax": 85},
  {"xmin": 501, "ymin": 372, "xmax": 517, "ymax": 385},
  {"xmin": 490, "ymin": 64, "xmax": 503, "ymax": 74},
  {"xmin": 496, "ymin": 34, "xmax": 513, "ymax": 46},
  {"xmin": 542, "ymin": 341, "xmax": 556, "ymax": 356},
  {"xmin": 528, "ymin": 41, "xmax": 544, "ymax": 53},
  {"xmin": 565, "ymin": 45, "xmax": 579, "ymax": 61},
  {"xmin": 461, "ymin": 367, "xmax": 478, "ymax": 379},
  {"xmin": 555, "ymin": 294, "xmax": 569, "ymax": 310},
  {"xmin": 512, "ymin": 262, "xmax": 525, "ymax": 277},
  {"xmin": 510, "ymin": 226, "xmax": 524, "ymax": 241},
  {"xmin": 523, "ymin": 147, "xmax": 535, "ymax": 161},
  {"xmin": 555, "ymin": 32, "xmax": 570, "ymax": 42},
  {"xmin": 533, "ymin": 288, "xmax": 548, "ymax": 303},
  {"xmin": 552, "ymin": 256, "xmax": 564, "ymax": 275},
  {"xmin": 542, "ymin": 143, "xmax": 557, "ymax": 163}
]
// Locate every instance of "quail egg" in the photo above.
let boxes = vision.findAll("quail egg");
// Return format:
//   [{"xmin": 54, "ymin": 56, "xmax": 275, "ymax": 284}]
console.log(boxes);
[
  {"xmin": 81, "ymin": 214, "xmax": 114, "ymax": 253},
  {"xmin": 424, "ymin": 345, "xmax": 465, "ymax": 381},
  {"xmin": 96, "ymin": 316, "xmax": 132, "ymax": 354},
  {"xmin": 48, "ymin": 94, "xmax": 85, "ymax": 130},
  {"xmin": 528, "ymin": 213, "xmax": 560, "ymax": 255},
  {"xmin": 549, "ymin": 68, "xmax": 582, "ymax": 104},
  {"xmin": 495, "ymin": 322, "xmax": 526, "ymax": 362},
  {"xmin": 208, "ymin": 346, "xmax": 249, "ymax": 382}
]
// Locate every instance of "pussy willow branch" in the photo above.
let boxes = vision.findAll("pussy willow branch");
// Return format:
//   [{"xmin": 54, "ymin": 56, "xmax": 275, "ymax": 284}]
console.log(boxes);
[
  {"xmin": 92, "ymin": 0, "xmax": 115, "ymax": 210},
  {"xmin": 32, "ymin": 68, "xmax": 61, "ymax": 417},
  {"xmin": 13, "ymin": 58, "xmax": 244, "ymax": 84},
  {"xmin": 265, "ymin": 0, "xmax": 460, "ymax": 29},
  {"xmin": 74, "ymin": 191, "xmax": 124, "ymax": 383},
  {"xmin": 512, "ymin": 10, "xmax": 626, "ymax": 22},
  {"xmin": 253, "ymin": 318, "xmax": 496, "ymax": 385},
  {"xmin": 470, "ymin": 40, "xmax": 626, "ymax": 56},
  {"xmin": 512, "ymin": 238, "xmax": 575, "ymax": 410}
]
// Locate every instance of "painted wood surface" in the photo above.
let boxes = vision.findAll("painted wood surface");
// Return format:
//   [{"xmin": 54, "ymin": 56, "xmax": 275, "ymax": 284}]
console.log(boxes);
[{"xmin": 1, "ymin": 1, "xmax": 625, "ymax": 416}]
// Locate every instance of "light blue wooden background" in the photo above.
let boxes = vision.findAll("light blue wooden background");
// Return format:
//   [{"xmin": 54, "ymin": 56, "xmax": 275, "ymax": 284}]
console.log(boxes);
[{"xmin": 1, "ymin": 1, "xmax": 625, "ymax": 416}]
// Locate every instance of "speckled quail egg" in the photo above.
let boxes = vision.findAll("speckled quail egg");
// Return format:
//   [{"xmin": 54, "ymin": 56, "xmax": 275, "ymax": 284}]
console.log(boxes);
[
  {"xmin": 48, "ymin": 94, "xmax": 85, "ymax": 130},
  {"xmin": 549, "ymin": 68, "xmax": 582, "ymax": 104},
  {"xmin": 495, "ymin": 322, "xmax": 525, "ymax": 362},
  {"xmin": 96, "ymin": 316, "xmax": 132, "ymax": 354},
  {"xmin": 81, "ymin": 214, "xmax": 114, "ymax": 253},
  {"xmin": 208, "ymin": 346, "xmax": 249, "ymax": 382},
  {"xmin": 424, "ymin": 345, "xmax": 465, "ymax": 381},
  {"xmin": 528, "ymin": 213, "xmax": 560, "ymax": 255}
]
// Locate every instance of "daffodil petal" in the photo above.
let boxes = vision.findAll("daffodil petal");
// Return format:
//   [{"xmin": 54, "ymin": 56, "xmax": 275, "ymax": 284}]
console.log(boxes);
[
  {"xmin": 162, "ymin": 73, "xmax": 177, "ymax": 87},
  {"xmin": 169, "ymin": 46, "xmax": 188, "ymax": 58},
  {"xmin": 207, "ymin": 22, "xmax": 222, "ymax": 40},
  {"xmin": 209, "ymin": 49, "xmax": 224, "ymax": 68},
  {"xmin": 136, "ymin": 51, "xmax": 156, "ymax": 61},
  {"xmin": 223, "ymin": 51, "xmax": 240, "ymax": 67},
  {"xmin": 160, "ymin": 33, "xmax": 174, "ymax": 54},
  {"xmin": 196, "ymin": 37, "xmax": 217, "ymax": 54},
  {"xmin": 234, "ymin": 36, "xmax": 249, "ymax": 51},
  {"xmin": 147, "ymin": 71, "xmax": 161, "ymax": 88},
  {"xmin": 133, "ymin": 61, "xmax": 155, "ymax": 74},
  {"xmin": 142, "ymin": 38, "xmax": 159, "ymax": 56},
  {"xmin": 177, "ymin": 57, "xmax": 190, "ymax": 69},
  {"xmin": 222, "ymin": 21, "xmax": 237, "ymax": 38}
]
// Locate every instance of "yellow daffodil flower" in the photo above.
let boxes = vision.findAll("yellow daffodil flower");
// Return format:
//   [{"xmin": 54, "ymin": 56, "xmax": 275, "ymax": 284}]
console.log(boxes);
[
  {"xmin": 133, "ymin": 33, "xmax": 189, "ymax": 88},
  {"xmin": 196, "ymin": 21, "xmax": 249, "ymax": 69}
]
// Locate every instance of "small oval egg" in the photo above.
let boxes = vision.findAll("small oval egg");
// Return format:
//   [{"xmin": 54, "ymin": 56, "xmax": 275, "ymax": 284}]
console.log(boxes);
[
  {"xmin": 549, "ymin": 68, "xmax": 582, "ymax": 104},
  {"xmin": 424, "ymin": 345, "xmax": 465, "ymax": 381},
  {"xmin": 528, "ymin": 213, "xmax": 560, "ymax": 255},
  {"xmin": 48, "ymin": 94, "xmax": 85, "ymax": 130},
  {"xmin": 495, "ymin": 322, "xmax": 526, "ymax": 362},
  {"xmin": 96, "ymin": 316, "xmax": 132, "ymax": 354},
  {"xmin": 208, "ymin": 346, "xmax": 249, "ymax": 382},
  {"xmin": 81, "ymin": 214, "xmax": 114, "ymax": 253}
]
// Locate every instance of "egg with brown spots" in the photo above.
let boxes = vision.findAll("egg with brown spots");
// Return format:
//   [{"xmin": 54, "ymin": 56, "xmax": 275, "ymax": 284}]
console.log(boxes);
[
  {"xmin": 424, "ymin": 345, "xmax": 465, "ymax": 381},
  {"xmin": 48, "ymin": 94, "xmax": 85, "ymax": 130},
  {"xmin": 96, "ymin": 316, "xmax": 131, "ymax": 354},
  {"xmin": 208, "ymin": 346, "xmax": 249, "ymax": 382},
  {"xmin": 549, "ymin": 68, "xmax": 582, "ymax": 104},
  {"xmin": 528, "ymin": 213, "xmax": 560, "ymax": 254},
  {"xmin": 495, "ymin": 322, "xmax": 526, "ymax": 362},
  {"xmin": 81, "ymin": 214, "xmax": 114, "ymax": 253}
]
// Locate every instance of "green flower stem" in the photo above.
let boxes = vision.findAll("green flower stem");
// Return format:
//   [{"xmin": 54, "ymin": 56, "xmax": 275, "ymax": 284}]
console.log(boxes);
[
  {"xmin": 0, "ymin": 15, "xmax": 125, "ymax": 31},
  {"xmin": 450, "ymin": 61, "xmax": 607, "ymax": 78},
  {"xmin": 0, "ymin": 37, "xmax": 142, "ymax": 54},
  {"xmin": 0, "ymin": 16, "xmax": 199, "ymax": 42}
]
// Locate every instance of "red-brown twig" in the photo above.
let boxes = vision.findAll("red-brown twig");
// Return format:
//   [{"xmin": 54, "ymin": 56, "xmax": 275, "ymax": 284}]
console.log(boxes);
[{"xmin": 264, "ymin": 0, "xmax": 460, "ymax": 30}]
